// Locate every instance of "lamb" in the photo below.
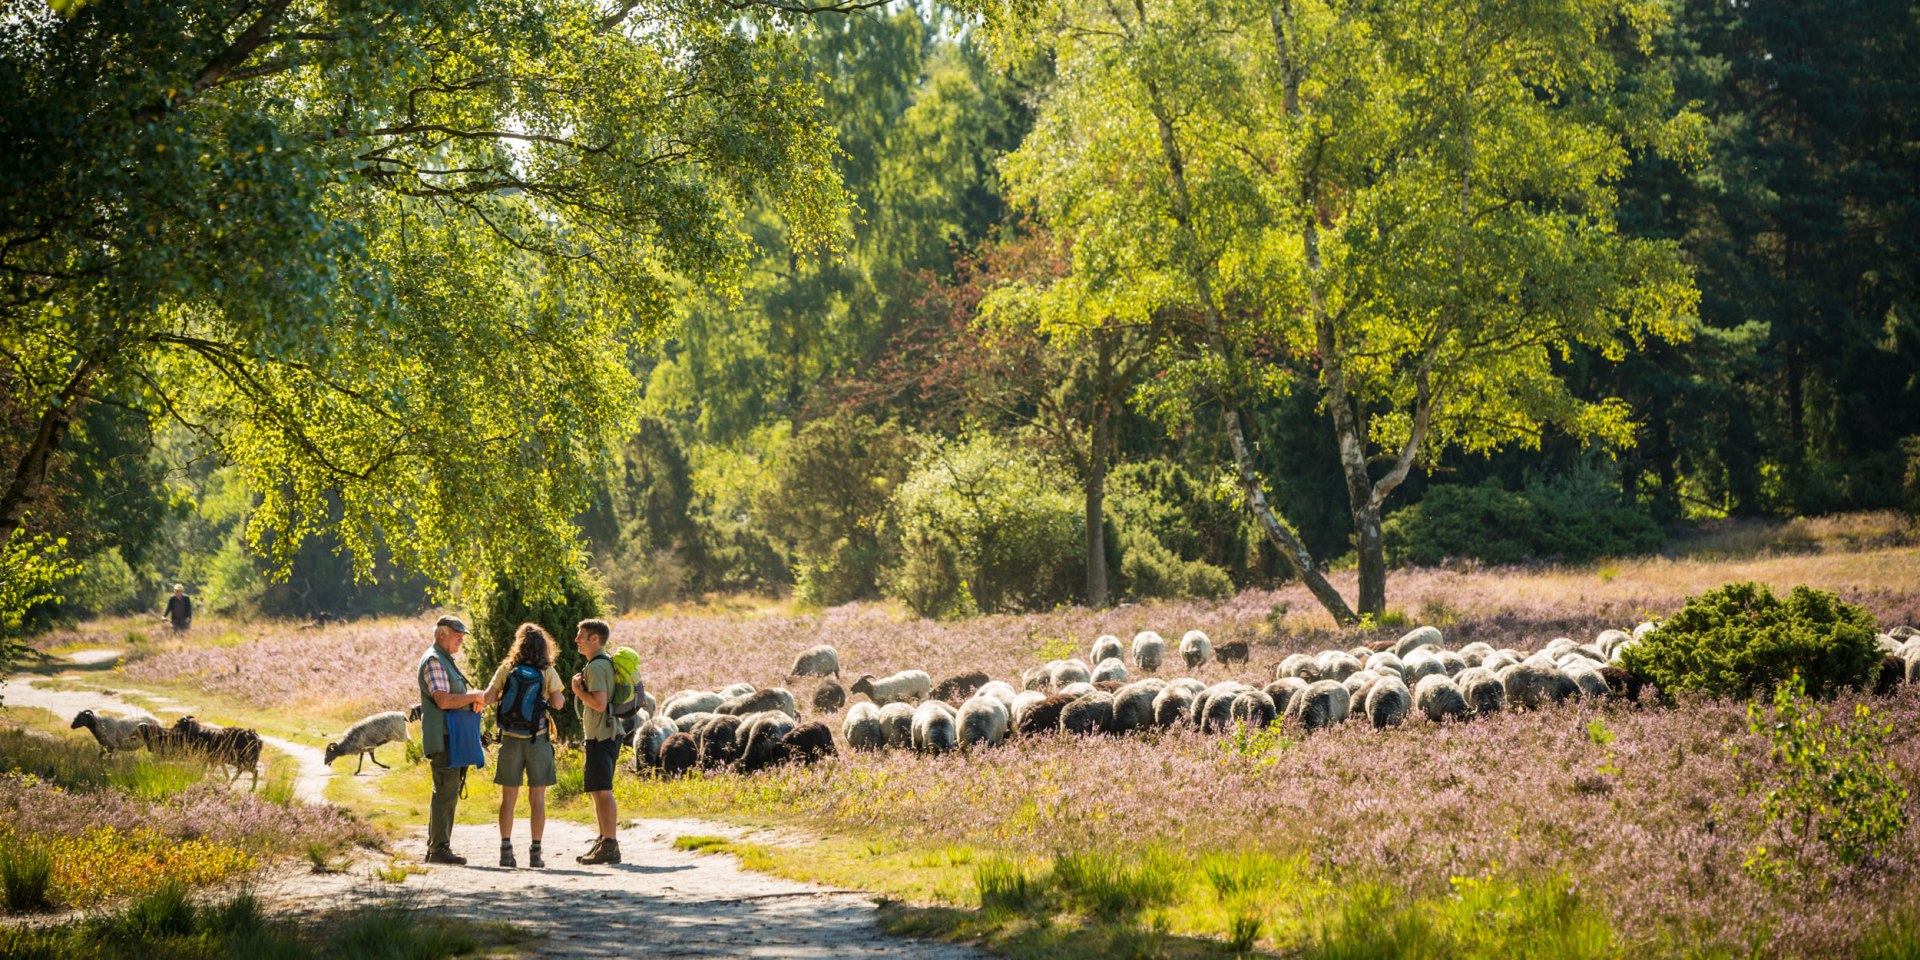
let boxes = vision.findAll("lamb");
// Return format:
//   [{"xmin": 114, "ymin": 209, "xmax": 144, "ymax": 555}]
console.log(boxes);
[
  {"xmin": 1151, "ymin": 686, "xmax": 1195, "ymax": 727},
  {"xmin": 1414, "ymin": 675, "xmax": 1470, "ymax": 722},
  {"xmin": 1263, "ymin": 677, "xmax": 1307, "ymax": 714},
  {"xmin": 1214, "ymin": 640, "xmax": 1250, "ymax": 668},
  {"xmin": 719, "ymin": 687, "xmax": 798, "ymax": 719},
  {"xmin": 932, "ymin": 672, "xmax": 991, "ymax": 703},
  {"xmin": 1365, "ymin": 676, "xmax": 1411, "ymax": 728},
  {"xmin": 788, "ymin": 645, "xmax": 841, "ymax": 679},
  {"xmin": 632, "ymin": 716, "xmax": 679, "ymax": 770},
  {"xmin": 1179, "ymin": 630, "xmax": 1213, "ymax": 669},
  {"xmin": 1091, "ymin": 634, "xmax": 1124, "ymax": 665},
  {"xmin": 957, "ymin": 695, "xmax": 1011, "ymax": 747},
  {"xmin": 323, "ymin": 711, "xmax": 412, "ymax": 774},
  {"xmin": 1092, "ymin": 658, "xmax": 1129, "ymax": 685},
  {"xmin": 1283, "ymin": 680, "xmax": 1351, "ymax": 732},
  {"xmin": 910, "ymin": 701, "xmax": 959, "ymax": 753},
  {"xmin": 171, "ymin": 716, "xmax": 262, "ymax": 789},
  {"xmin": 70, "ymin": 709, "xmax": 156, "ymax": 757},
  {"xmin": 737, "ymin": 712, "xmax": 798, "ymax": 773},
  {"xmin": 1060, "ymin": 691, "xmax": 1116, "ymax": 735},
  {"xmin": 658, "ymin": 733, "xmax": 698, "ymax": 775},
  {"xmin": 1017, "ymin": 694, "xmax": 1077, "ymax": 737},
  {"xmin": 877, "ymin": 702, "xmax": 918, "ymax": 747},
  {"xmin": 1110, "ymin": 680, "xmax": 1166, "ymax": 734},
  {"xmin": 695, "ymin": 715, "xmax": 745, "ymax": 768},
  {"xmin": 1393, "ymin": 626, "xmax": 1442, "ymax": 658},
  {"xmin": 813, "ymin": 680, "xmax": 847, "ymax": 713},
  {"xmin": 842, "ymin": 702, "xmax": 886, "ymax": 751},
  {"xmin": 1456, "ymin": 667, "xmax": 1507, "ymax": 715},
  {"xmin": 1131, "ymin": 632, "xmax": 1166, "ymax": 672},
  {"xmin": 782, "ymin": 721, "xmax": 836, "ymax": 765},
  {"xmin": 850, "ymin": 670, "xmax": 932, "ymax": 706}
]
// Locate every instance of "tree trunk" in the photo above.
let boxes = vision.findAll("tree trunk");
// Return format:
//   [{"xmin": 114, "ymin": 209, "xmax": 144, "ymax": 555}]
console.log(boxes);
[
  {"xmin": 0, "ymin": 357, "xmax": 103, "ymax": 545},
  {"xmin": 1086, "ymin": 334, "xmax": 1114, "ymax": 608},
  {"xmin": 1353, "ymin": 503, "xmax": 1385, "ymax": 617},
  {"xmin": 1222, "ymin": 408, "xmax": 1360, "ymax": 625}
]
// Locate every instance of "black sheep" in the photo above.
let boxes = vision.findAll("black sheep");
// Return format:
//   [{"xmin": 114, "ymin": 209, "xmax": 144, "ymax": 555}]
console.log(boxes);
[
  {"xmin": 1017, "ymin": 694, "xmax": 1077, "ymax": 737},
  {"xmin": 931, "ymin": 671, "xmax": 990, "ymax": 703},
  {"xmin": 658, "ymin": 733, "xmax": 698, "ymax": 776},
  {"xmin": 812, "ymin": 680, "xmax": 846, "ymax": 713},
  {"xmin": 694, "ymin": 715, "xmax": 744, "ymax": 768},
  {"xmin": 1214, "ymin": 640, "xmax": 1250, "ymax": 667},
  {"xmin": 1875, "ymin": 655, "xmax": 1906, "ymax": 696},
  {"xmin": 172, "ymin": 716, "xmax": 263, "ymax": 789},
  {"xmin": 1059, "ymin": 692, "xmax": 1114, "ymax": 735},
  {"xmin": 781, "ymin": 721, "xmax": 836, "ymax": 765},
  {"xmin": 1597, "ymin": 666, "xmax": 1644, "ymax": 703}
]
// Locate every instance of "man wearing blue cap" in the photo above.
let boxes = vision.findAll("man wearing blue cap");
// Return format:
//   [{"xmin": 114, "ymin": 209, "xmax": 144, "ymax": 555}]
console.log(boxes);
[{"xmin": 418, "ymin": 615, "xmax": 486, "ymax": 864}]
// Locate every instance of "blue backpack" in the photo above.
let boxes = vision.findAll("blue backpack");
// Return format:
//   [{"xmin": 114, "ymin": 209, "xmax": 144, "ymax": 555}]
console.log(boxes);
[{"xmin": 496, "ymin": 664, "xmax": 547, "ymax": 737}]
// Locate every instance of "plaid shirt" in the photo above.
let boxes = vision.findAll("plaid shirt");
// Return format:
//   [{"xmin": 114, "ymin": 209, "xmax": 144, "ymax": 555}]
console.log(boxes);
[{"xmin": 423, "ymin": 655, "xmax": 451, "ymax": 695}]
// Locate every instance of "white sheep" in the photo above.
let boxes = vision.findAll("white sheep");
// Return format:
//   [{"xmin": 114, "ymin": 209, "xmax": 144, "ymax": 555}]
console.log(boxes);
[
  {"xmin": 663, "ymin": 690, "xmax": 724, "ymax": 719},
  {"xmin": 1594, "ymin": 630, "xmax": 1632, "ymax": 656},
  {"xmin": 1455, "ymin": 667, "xmax": 1507, "ymax": 715},
  {"xmin": 957, "ymin": 695, "xmax": 1010, "ymax": 748},
  {"xmin": 1091, "ymin": 635, "xmax": 1124, "ymax": 665},
  {"xmin": 1264, "ymin": 677, "xmax": 1308, "ymax": 715},
  {"xmin": 1365, "ymin": 676, "xmax": 1411, "ymax": 728},
  {"xmin": 324, "ymin": 710, "xmax": 412, "ymax": 774},
  {"xmin": 877, "ymin": 701, "xmax": 918, "ymax": 747},
  {"xmin": 1056, "ymin": 681, "xmax": 1095, "ymax": 699},
  {"xmin": 1316, "ymin": 650, "xmax": 1363, "ymax": 682},
  {"xmin": 910, "ymin": 701, "xmax": 959, "ymax": 753},
  {"xmin": 70, "ymin": 709, "xmax": 157, "ymax": 757},
  {"xmin": 1401, "ymin": 648, "xmax": 1446, "ymax": 685},
  {"xmin": 974, "ymin": 681, "xmax": 1019, "ymax": 707},
  {"xmin": 1631, "ymin": 621, "xmax": 1659, "ymax": 641},
  {"xmin": 1285, "ymin": 680, "xmax": 1351, "ymax": 731},
  {"xmin": 850, "ymin": 670, "xmax": 932, "ymax": 706},
  {"xmin": 1457, "ymin": 642, "xmax": 1496, "ymax": 667},
  {"xmin": 719, "ymin": 687, "xmax": 798, "ymax": 718},
  {"xmin": 1131, "ymin": 631, "xmax": 1166, "ymax": 672},
  {"xmin": 1092, "ymin": 657, "xmax": 1129, "ymax": 685},
  {"xmin": 1368, "ymin": 652, "xmax": 1405, "ymax": 677},
  {"xmin": 1414, "ymin": 674, "xmax": 1469, "ymax": 722},
  {"xmin": 717, "ymin": 682, "xmax": 758, "ymax": 700},
  {"xmin": 1435, "ymin": 650, "xmax": 1468, "ymax": 677},
  {"xmin": 843, "ymin": 702, "xmax": 886, "ymax": 751},
  {"xmin": 1501, "ymin": 657, "xmax": 1577, "ymax": 708},
  {"xmin": 1048, "ymin": 659, "xmax": 1092, "ymax": 689},
  {"xmin": 1179, "ymin": 630, "xmax": 1213, "ymax": 669},
  {"xmin": 1393, "ymin": 626, "xmax": 1443, "ymax": 658},
  {"xmin": 788, "ymin": 645, "xmax": 841, "ymax": 679},
  {"xmin": 1277, "ymin": 653, "xmax": 1320, "ymax": 682},
  {"xmin": 1561, "ymin": 659, "xmax": 1611, "ymax": 699}
]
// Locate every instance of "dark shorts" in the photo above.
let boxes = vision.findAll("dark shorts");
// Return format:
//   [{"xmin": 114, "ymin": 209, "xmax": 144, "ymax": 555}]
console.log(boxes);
[{"xmin": 583, "ymin": 737, "xmax": 619, "ymax": 793}]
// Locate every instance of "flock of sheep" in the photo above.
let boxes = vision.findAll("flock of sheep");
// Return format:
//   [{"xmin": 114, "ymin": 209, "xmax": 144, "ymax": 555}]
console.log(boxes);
[{"xmin": 69, "ymin": 710, "xmax": 263, "ymax": 787}]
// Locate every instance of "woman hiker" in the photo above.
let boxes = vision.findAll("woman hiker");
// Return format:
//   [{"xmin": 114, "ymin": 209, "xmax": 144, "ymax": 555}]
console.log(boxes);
[{"xmin": 483, "ymin": 623, "xmax": 566, "ymax": 868}]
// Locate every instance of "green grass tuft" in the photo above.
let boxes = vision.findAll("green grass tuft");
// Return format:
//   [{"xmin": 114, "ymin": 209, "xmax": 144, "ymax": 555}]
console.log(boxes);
[{"xmin": 0, "ymin": 842, "xmax": 54, "ymax": 912}]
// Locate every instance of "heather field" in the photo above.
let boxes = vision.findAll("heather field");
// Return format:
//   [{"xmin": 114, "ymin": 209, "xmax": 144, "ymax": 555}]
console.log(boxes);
[{"xmin": 35, "ymin": 527, "xmax": 1916, "ymax": 957}]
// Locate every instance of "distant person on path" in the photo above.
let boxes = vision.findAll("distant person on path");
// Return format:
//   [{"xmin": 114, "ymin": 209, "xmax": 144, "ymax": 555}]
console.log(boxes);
[
  {"xmin": 571, "ymin": 618, "xmax": 621, "ymax": 865},
  {"xmin": 417, "ymin": 615, "xmax": 486, "ymax": 865},
  {"xmin": 163, "ymin": 584, "xmax": 192, "ymax": 632},
  {"xmin": 483, "ymin": 623, "xmax": 565, "ymax": 869}
]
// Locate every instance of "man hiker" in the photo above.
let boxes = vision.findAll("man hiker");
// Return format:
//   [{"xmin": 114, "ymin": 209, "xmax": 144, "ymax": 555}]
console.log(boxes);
[
  {"xmin": 483, "ymin": 623, "xmax": 565, "ymax": 869},
  {"xmin": 163, "ymin": 584, "xmax": 192, "ymax": 632},
  {"xmin": 570, "ymin": 618, "xmax": 621, "ymax": 865},
  {"xmin": 417, "ymin": 614, "xmax": 486, "ymax": 865}
]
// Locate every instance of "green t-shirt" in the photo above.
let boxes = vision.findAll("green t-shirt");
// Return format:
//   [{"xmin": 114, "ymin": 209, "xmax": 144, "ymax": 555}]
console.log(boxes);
[{"xmin": 581, "ymin": 655, "xmax": 618, "ymax": 742}]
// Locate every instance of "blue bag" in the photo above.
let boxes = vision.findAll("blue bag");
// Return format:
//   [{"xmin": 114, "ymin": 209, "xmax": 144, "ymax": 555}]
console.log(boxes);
[{"xmin": 445, "ymin": 708, "xmax": 486, "ymax": 769}]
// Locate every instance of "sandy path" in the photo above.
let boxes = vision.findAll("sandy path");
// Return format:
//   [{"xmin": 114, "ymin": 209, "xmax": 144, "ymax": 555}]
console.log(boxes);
[
  {"xmin": 256, "ymin": 819, "xmax": 984, "ymax": 959},
  {"xmin": 0, "ymin": 675, "xmax": 335, "ymax": 804}
]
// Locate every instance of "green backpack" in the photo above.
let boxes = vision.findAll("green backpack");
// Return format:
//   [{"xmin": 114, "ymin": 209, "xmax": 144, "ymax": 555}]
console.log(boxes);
[{"xmin": 597, "ymin": 647, "xmax": 645, "ymax": 733}]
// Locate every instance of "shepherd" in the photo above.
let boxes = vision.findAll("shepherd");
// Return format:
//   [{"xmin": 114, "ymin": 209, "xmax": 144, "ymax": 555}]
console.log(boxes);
[{"xmin": 417, "ymin": 614, "xmax": 487, "ymax": 865}]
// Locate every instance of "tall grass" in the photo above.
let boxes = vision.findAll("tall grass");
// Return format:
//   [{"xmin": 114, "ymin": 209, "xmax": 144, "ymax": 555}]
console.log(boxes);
[
  {"xmin": 0, "ymin": 842, "xmax": 53, "ymax": 912},
  {"xmin": 0, "ymin": 728, "xmax": 205, "ymax": 800}
]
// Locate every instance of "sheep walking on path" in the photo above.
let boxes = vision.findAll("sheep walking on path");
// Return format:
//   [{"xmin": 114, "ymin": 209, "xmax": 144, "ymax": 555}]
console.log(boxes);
[{"xmin": 324, "ymin": 710, "xmax": 412, "ymax": 774}]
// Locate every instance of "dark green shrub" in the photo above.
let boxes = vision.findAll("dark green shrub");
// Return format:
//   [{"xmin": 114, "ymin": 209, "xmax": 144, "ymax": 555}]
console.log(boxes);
[
  {"xmin": 1115, "ymin": 527, "xmax": 1234, "ymax": 601},
  {"xmin": 1105, "ymin": 461, "xmax": 1246, "ymax": 600},
  {"xmin": 470, "ymin": 564, "xmax": 606, "ymax": 740},
  {"xmin": 757, "ymin": 413, "xmax": 916, "ymax": 607},
  {"xmin": 1621, "ymin": 582, "xmax": 1881, "ymax": 699},
  {"xmin": 1384, "ymin": 469, "xmax": 1663, "ymax": 567}
]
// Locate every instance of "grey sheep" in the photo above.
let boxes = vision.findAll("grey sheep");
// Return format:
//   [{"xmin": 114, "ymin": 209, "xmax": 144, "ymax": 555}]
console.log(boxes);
[
  {"xmin": 877, "ymin": 702, "xmax": 918, "ymax": 747},
  {"xmin": 1131, "ymin": 632, "xmax": 1166, "ymax": 672},
  {"xmin": 851, "ymin": 670, "xmax": 932, "ymax": 706},
  {"xmin": 632, "ymin": 716, "xmax": 678, "ymax": 770},
  {"xmin": 1151, "ymin": 686, "xmax": 1195, "ymax": 727},
  {"xmin": 737, "ymin": 712, "xmax": 798, "ymax": 773},
  {"xmin": 663, "ymin": 691, "xmax": 724, "ymax": 720},
  {"xmin": 813, "ymin": 680, "xmax": 847, "ymax": 713},
  {"xmin": 1060, "ymin": 691, "xmax": 1116, "ymax": 735},
  {"xmin": 1283, "ymin": 680, "xmax": 1351, "ymax": 732},
  {"xmin": 1457, "ymin": 642, "xmax": 1496, "ymax": 668},
  {"xmin": 1277, "ymin": 654, "xmax": 1320, "ymax": 682},
  {"xmin": 1195, "ymin": 682, "xmax": 1253, "ymax": 733},
  {"xmin": 932, "ymin": 672, "xmax": 991, "ymax": 702},
  {"xmin": 1393, "ymin": 626, "xmax": 1443, "ymax": 658},
  {"xmin": 1401, "ymin": 648, "xmax": 1446, "ymax": 685},
  {"xmin": 843, "ymin": 702, "xmax": 887, "ymax": 751},
  {"xmin": 1414, "ymin": 675, "xmax": 1470, "ymax": 722},
  {"xmin": 1056, "ymin": 681, "xmax": 1096, "ymax": 699},
  {"xmin": 1456, "ymin": 667, "xmax": 1507, "ymax": 715},
  {"xmin": 1342, "ymin": 670, "xmax": 1382, "ymax": 706},
  {"xmin": 1021, "ymin": 666, "xmax": 1052, "ymax": 691},
  {"xmin": 720, "ymin": 687, "xmax": 798, "ymax": 719},
  {"xmin": 1110, "ymin": 680, "xmax": 1166, "ymax": 734},
  {"xmin": 1263, "ymin": 677, "xmax": 1307, "ymax": 714},
  {"xmin": 975, "ymin": 681, "xmax": 1019, "ymax": 707},
  {"xmin": 1230, "ymin": 690, "xmax": 1278, "ymax": 730},
  {"xmin": 957, "ymin": 695, "xmax": 1011, "ymax": 747},
  {"xmin": 1367, "ymin": 652, "xmax": 1405, "ymax": 677},
  {"xmin": 1047, "ymin": 659, "xmax": 1092, "ymax": 689},
  {"xmin": 1562, "ymin": 660, "xmax": 1611, "ymax": 699},
  {"xmin": 910, "ymin": 701, "xmax": 959, "ymax": 753},
  {"xmin": 1365, "ymin": 676, "xmax": 1411, "ymax": 728},
  {"xmin": 717, "ymin": 681, "xmax": 758, "ymax": 700},
  {"xmin": 1091, "ymin": 634, "xmax": 1124, "ymax": 665},
  {"xmin": 1179, "ymin": 631, "xmax": 1213, "ymax": 669},
  {"xmin": 1092, "ymin": 657, "xmax": 1130, "ymax": 685},
  {"xmin": 1501, "ymin": 658, "xmax": 1577, "ymax": 708},
  {"xmin": 788, "ymin": 645, "xmax": 841, "ymax": 679},
  {"xmin": 324, "ymin": 710, "xmax": 412, "ymax": 774},
  {"xmin": 1316, "ymin": 651, "xmax": 1363, "ymax": 682},
  {"xmin": 1010, "ymin": 690, "xmax": 1048, "ymax": 727},
  {"xmin": 1435, "ymin": 650, "xmax": 1468, "ymax": 677},
  {"xmin": 70, "ymin": 709, "xmax": 157, "ymax": 757}
]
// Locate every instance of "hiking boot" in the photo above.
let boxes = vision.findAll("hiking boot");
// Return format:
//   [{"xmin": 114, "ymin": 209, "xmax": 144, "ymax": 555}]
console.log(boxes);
[
  {"xmin": 424, "ymin": 847, "xmax": 467, "ymax": 866},
  {"xmin": 528, "ymin": 842, "xmax": 545, "ymax": 869},
  {"xmin": 499, "ymin": 841, "xmax": 516, "ymax": 868},
  {"xmin": 577, "ymin": 838, "xmax": 621, "ymax": 865}
]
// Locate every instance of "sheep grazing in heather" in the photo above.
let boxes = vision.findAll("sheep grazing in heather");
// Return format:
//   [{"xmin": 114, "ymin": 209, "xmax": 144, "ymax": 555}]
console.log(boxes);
[
  {"xmin": 658, "ymin": 733, "xmax": 698, "ymax": 776},
  {"xmin": 1278, "ymin": 654, "xmax": 1320, "ymax": 683},
  {"xmin": 1401, "ymin": 648, "xmax": 1445, "ymax": 685},
  {"xmin": 1502, "ymin": 658, "xmax": 1577, "ymax": 708},
  {"xmin": 911, "ymin": 701, "xmax": 959, "ymax": 753},
  {"xmin": 1876, "ymin": 656, "xmax": 1906, "ymax": 696},
  {"xmin": 1561, "ymin": 660, "xmax": 1611, "ymax": 699},
  {"xmin": 1214, "ymin": 640, "xmax": 1250, "ymax": 668},
  {"xmin": 1315, "ymin": 650, "xmax": 1361, "ymax": 682},
  {"xmin": 957, "ymin": 695, "xmax": 1011, "ymax": 748},
  {"xmin": 720, "ymin": 687, "xmax": 798, "ymax": 719},
  {"xmin": 1179, "ymin": 631, "xmax": 1213, "ymax": 669},
  {"xmin": 1597, "ymin": 666, "xmax": 1645, "ymax": 703},
  {"xmin": 1906, "ymin": 657, "xmax": 1920, "ymax": 686},
  {"xmin": 695, "ymin": 715, "xmax": 745, "ymax": 768},
  {"xmin": 1092, "ymin": 658, "xmax": 1129, "ymax": 685},
  {"xmin": 1110, "ymin": 680, "xmax": 1166, "ymax": 734},
  {"xmin": 1457, "ymin": 642, "xmax": 1496, "ymax": 668},
  {"xmin": 813, "ymin": 680, "xmax": 847, "ymax": 713},
  {"xmin": 1151, "ymin": 686, "xmax": 1195, "ymax": 728},
  {"xmin": 1284, "ymin": 680, "xmax": 1351, "ymax": 732},
  {"xmin": 844, "ymin": 703, "xmax": 887, "ymax": 751},
  {"xmin": 1482, "ymin": 650, "xmax": 1521, "ymax": 673},
  {"xmin": 632, "ymin": 716, "xmax": 678, "ymax": 770},
  {"xmin": 1366, "ymin": 676, "xmax": 1412, "ymax": 728},
  {"xmin": 1017, "ymin": 694, "xmax": 1077, "ymax": 737},
  {"xmin": 851, "ymin": 670, "xmax": 932, "ymax": 706},
  {"xmin": 1263, "ymin": 677, "xmax": 1307, "ymax": 714},
  {"xmin": 1010, "ymin": 690, "xmax": 1047, "ymax": 728},
  {"xmin": 1194, "ymin": 682, "xmax": 1254, "ymax": 733},
  {"xmin": 1393, "ymin": 626, "xmax": 1442, "ymax": 658},
  {"xmin": 738, "ymin": 712, "xmax": 799, "ymax": 773},
  {"xmin": 1594, "ymin": 629, "xmax": 1632, "ymax": 656},
  {"xmin": 1435, "ymin": 650, "xmax": 1468, "ymax": 678},
  {"xmin": 1414, "ymin": 675, "xmax": 1470, "ymax": 722},
  {"xmin": 788, "ymin": 645, "xmax": 841, "ymax": 680},
  {"xmin": 1060, "ymin": 691, "xmax": 1116, "ymax": 735},
  {"xmin": 974, "ymin": 681, "xmax": 1019, "ymax": 707},
  {"xmin": 1456, "ymin": 667, "xmax": 1507, "ymax": 715},
  {"xmin": 663, "ymin": 691, "xmax": 724, "ymax": 720},
  {"xmin": 1048, "ymin": 659, "xmax": 1093, "ymax": 689},
  {"xmin": 1091, "ymin": 634, "xmax": 1125, "ymax": 665},
  {"xmin": 1343, "ymin": 670, "xmax": 1382, "ymax": 707},
  {"xmin": 1230, "ymin": 690, "xmax": 1278, "ymax": 730},
  {"xmin": 324, "ymin": 710, "xmax": 412, "ymax": 774},
  {"xmin": 1056, "ymin": 681, "xmax": 1096, "ymax": 699},
  {"xmin": 70, "ymin": 709, "xmax": 156, "ymax": 757},
  {"xmin": 877, "ymin": 702, "xmax": 918, "ymax": 747},
  {"xmin": 782, "ymin": 721, "xmax": 836, "ymax": 765},
  {"xmin": 1021, "ymin": 666, "xmax": 1051, "ymax": 691},
  {"xmin": 931, "ymin": 671, "xmax": 991, "ymax": 703},
  {"xmin": 1631, "ymin": 621, "xmax": 1659, "ymax": 641},
  {"xmin": 171, "ymin": 716, "xmax": 263, "ymax": 789},
  {"xmin": 1132, "ymin": 632, "xmax": 1166, "ymax": 672},
  {"xmin": 717, "ymin": 682, "xmax": 758, "ymax": 700}
]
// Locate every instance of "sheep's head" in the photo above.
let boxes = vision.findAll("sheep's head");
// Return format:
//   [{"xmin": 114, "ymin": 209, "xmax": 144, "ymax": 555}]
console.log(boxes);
[
  {"xmin": 323, "ymin": 742, "xmax": 341, "ymax": 765},
  {"xmin": 70, "ymin": 709, "xmax": 95, "ymax": 731},
  {"xmin": 406, "ymin": 704, "xmax": 422, "ymax": 723},
  {"xmin": 849, "ymin": 675, "xmax": 876, "ymax": 696}
]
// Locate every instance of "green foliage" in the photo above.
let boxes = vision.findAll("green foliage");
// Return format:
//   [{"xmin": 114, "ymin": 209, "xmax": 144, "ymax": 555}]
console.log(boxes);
[
  {"xmin": 887, "ymin": 435, "xmax": 1084, "ymax": 617},
  {"xmin": 1735, "ymin": 675, "xmax": 1910, "ymax": 885},
  {"xmin": 1303, "ymin": 874, "xmax": 1614, "ymax": 960},
  {"xmin": 470, "ymin": 566, "xmax": 605, "ymax": 740},
  {"xmin": 0, "ymin": 842, "xmax": 53, "ymax": 912},
  {"xmin": 1049, "ymin": 849, "xmax": 1180, "ymax": 918},
  {"xmin": 1105, "ymin": 461, "xmax": 1245, "ymax": 600},
  {"xmin": 976, "ymin": 857, "xmax": 1048, "ymax": 918},
  {"xmin": 758, "ymin": 413, "xmax": 918, "ymax": 606},
  {"xmin": 1384, "ymin": 472, "xmax": 1665, "ymax": 568},
  {"xmin": 0, "ymin": 531, "xmax": 76, "ymax": 677},
  {"xmin": 1215, "ymin": 721, "xmax": 1292, "ymax": 769},
  {"xmin": 1621, "ymin": 582, "xmax": 1881, "ymax": 699}
]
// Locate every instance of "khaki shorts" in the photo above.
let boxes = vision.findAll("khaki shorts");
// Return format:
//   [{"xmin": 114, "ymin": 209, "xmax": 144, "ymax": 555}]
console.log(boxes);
[{"xmin": 493, "ymin": 735, "xmax": 557, "ymax": 788}]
